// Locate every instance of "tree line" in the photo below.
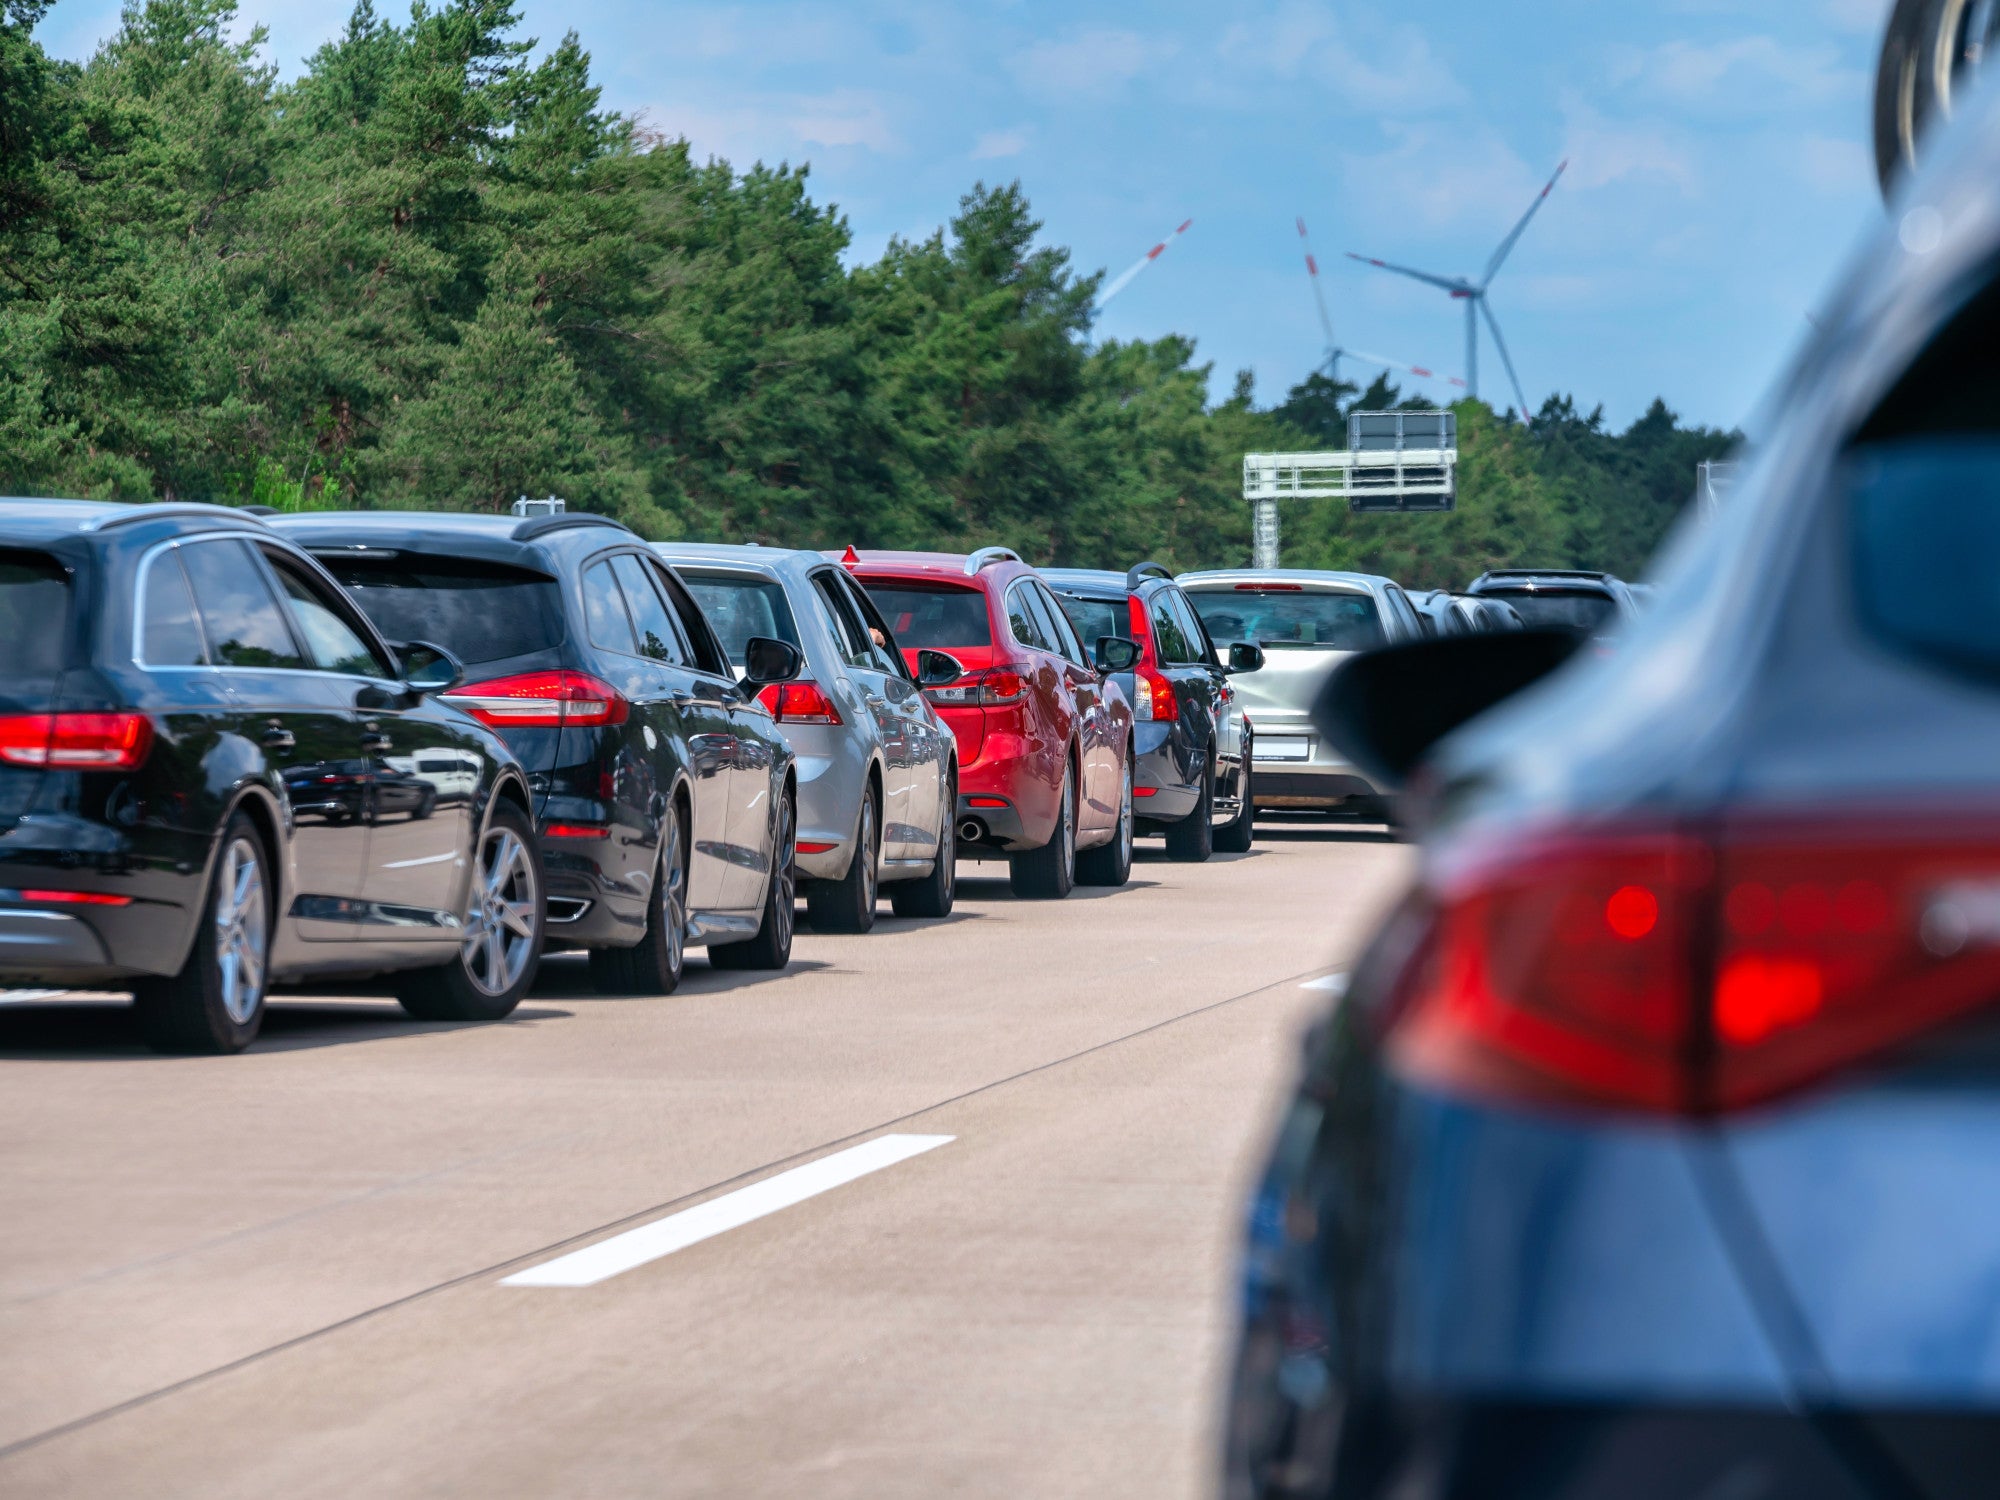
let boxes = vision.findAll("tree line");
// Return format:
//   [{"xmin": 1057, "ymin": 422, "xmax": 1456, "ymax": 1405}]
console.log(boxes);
[{"xmin": 0, "ymin": 0, "xmax": 1736, "ymax": 586}]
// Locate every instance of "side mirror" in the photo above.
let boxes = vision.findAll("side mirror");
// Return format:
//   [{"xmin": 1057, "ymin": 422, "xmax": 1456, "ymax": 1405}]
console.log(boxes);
[
  {"xmin": 1226, "ymin": 642, "xmax": 1265, "ymax": 674},
  {"xmin": 740, "ymin": 635, "xmax": 803, "ymax": 689},
  {"xmin": 1312, "ymin": 629, "xmax": 1582, "ymax": 789},
  {"xmin": 916, "ymin": 649, "xmax": 964, "ymax": 688},
  {"xmin": 1094, "ymin": 635, "xmax": 1141, "ymax": 673},
  {"xmin": 398, "ymin": 640, "xmax": 464, "ymax": 696}
]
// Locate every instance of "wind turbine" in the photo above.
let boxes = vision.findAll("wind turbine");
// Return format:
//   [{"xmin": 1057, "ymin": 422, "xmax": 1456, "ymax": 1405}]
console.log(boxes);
[
  {"xmin": 1297, "ymin": 217, "xmax": 1466, "ymax": 396},
  {"xmin": 1094, "ymin": 217, "xmax": 1193, "ymax": 313},
  {"xmin": 1347, "ymin": 160, "xmax": 1566, "ymax": 423}
]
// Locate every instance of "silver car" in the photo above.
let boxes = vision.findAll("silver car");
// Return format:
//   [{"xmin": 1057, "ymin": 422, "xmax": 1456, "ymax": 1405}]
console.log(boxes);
[
  {"xmin": 655, "ymin": 544, "xmax": 958, "ymax": 931},
  {"xmin": 1177, "ymin": 569, "xmax": 1428, "ymax": 819}
]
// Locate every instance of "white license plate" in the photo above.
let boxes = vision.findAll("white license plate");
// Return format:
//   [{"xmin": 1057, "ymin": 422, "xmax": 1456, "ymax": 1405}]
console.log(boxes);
[{"xmin": 1255, "ymin": 737, "xmax": 1310, "ymax": 762}]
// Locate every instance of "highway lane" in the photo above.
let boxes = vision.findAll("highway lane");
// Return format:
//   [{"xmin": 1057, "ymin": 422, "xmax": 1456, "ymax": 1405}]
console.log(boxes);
[{"xmin": 0, "ymin": 823, "xmax": 1409, "ymax": 1498}]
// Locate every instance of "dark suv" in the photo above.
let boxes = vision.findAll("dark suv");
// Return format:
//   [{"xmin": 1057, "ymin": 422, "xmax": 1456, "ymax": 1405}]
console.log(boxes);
[
  {"xmin": 273, "ymin": 511, "xmax": 803, "ymax": 995},
  {"xmin": 1464, "ymin": 567, "xmax": 1639, "ymax": 635},
  {"xmin": 1042, "ymin": 563, "xmax": 1262, "ymax": 859},
  {"xmin": 0, "ymin": 500, "xmax": 545, "ymax": 1053}
]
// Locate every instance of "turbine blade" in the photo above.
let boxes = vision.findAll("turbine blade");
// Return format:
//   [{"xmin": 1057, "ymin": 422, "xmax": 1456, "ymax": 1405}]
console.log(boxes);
[
  {"xmin": 1481, "ymin": 159, "xmax": 1567, "ymax": 288},
  {"xmin": 1478, "ymin": 298, "xmax": 1534, "ymax": 424},
  {"xmin": 1343, "ymin": 349, "xmax": 1468, "ymax": 389},
  {"xmin": 1094, "ymin": 218, "xmax": 1195, "ymax": 312},
  {"xmin": 1297, "ymin": 217, "xmax": 1340, "ymax": 357},
  {"xmin": 1345, "ymin": 252, "xmax": 1466, "ymax": 295}
]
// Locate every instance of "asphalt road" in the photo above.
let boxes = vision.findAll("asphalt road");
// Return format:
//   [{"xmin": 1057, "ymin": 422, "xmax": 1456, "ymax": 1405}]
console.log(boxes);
[{"xmin": 0, "ymin": 822, "xmax": 1409, "ymax": 1499}]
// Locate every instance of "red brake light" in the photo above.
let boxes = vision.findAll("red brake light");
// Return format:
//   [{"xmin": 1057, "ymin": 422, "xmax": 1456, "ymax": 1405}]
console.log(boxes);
[
  {"xmin": 926, "ymin": 667, "xmax": 1027, "ymax": 707},
  {"xmin": 0, "ymin": 713, "xmax": 153, "ymax": 770},
  {"xmin": 543, "ymin": 823, "xmax": 610, "ymax": 840},
  {"xmin": 443, "ymin": 671, "xmax": 628, "ymax": 729},
  {"xmin": 1382, "ymin": 813, "xmax": 2000, "ymax": 1114},
  {"xmin": 1237, "ymin": 582, "xmax": 1301, "ymax": 591},
  {"xmin": 1124, "ymin": 597, "xmax": 1176, "ymax": 723},
  {"xmin": 757, "ymin": 680, "xmax": 842, "ymax": 724},
  {"xmin": 17, "ymin": 889, "xmax": 133, "ymax": 906}
]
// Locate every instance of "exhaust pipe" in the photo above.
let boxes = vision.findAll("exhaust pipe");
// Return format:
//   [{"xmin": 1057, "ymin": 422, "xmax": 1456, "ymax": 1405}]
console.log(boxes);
[{"xmin": 958, "ymin": 817, "xmax": 985, "ymax": 845}]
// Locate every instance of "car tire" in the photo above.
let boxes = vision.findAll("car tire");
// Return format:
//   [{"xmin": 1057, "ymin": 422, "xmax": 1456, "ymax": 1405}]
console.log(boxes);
[
  {"xmin": 1076, "ymin": 756, "xmax": 1133, "ymax": 887},
  {"xmin": 1164, "ymin": 761, "xmax": 1215, "ymax": 862},
  {"xmin": 1214, "ymin": 755, "xmax": 1255, "ymax": 854},
  {"xmin": 396, "ymin": 800, "xmax": 544, "ymax": 1021},
  {"xmin": 1009, "ymin": 762, "xmax": 1077, "ymax": 900},
  {"xmin": 710, "ymin": 785, "xmax": 795, "ymax": 971},
  {"xmin": 890, "ymin": 772, "xmax": 956, "ymax": 919},
  {"xmin": 135, "ymin": 811, "xmax": 272, "ymax": 1054},
  {"xmin": 588, "ymin": 804, "xmax": 687, "ymax": 996},
  {"xmin": 806, "ymin": 784, "xmax": 878, "ymax": 934}
]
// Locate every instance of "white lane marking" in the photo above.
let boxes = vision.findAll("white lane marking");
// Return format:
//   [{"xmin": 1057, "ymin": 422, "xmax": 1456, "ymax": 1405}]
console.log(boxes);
[
  {"xmin": 382, "ymin": 851, "xmax": 458, "ymax": 870},
  {"xmin": 1301, "ymin": 972, "xmax": 1348, "ymax": 995},
  {"xmin": 0, "ymin": 989, "xmax": 68, "ymax": 1005},
  {"xmin": 503, "ymin": 1133, "xmax": 954, "ymax": 1288}
]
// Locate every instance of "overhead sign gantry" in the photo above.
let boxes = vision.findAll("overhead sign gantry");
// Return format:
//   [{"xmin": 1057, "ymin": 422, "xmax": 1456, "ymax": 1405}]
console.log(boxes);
[{"xmin": 1242, "ymin": 410, "xmax": 1458, "ymax": 568}]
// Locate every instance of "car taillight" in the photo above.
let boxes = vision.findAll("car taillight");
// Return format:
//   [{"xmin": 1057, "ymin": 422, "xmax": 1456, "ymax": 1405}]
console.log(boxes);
[
  {"xmin": 443, "ymin": 671, "xmax": 628, "ymax": 729},
  {"xmin": 1133, "ymin": 666, "xmax": 1176, "ymax": 723},
  {"xmin": 926, "ymin": 668, "xmax": 1027, "ymax": 707},
  {"xmin": 0, "ymin": 713, "xmax": 154, "ymax": 770},
  {"xmin": 1383, "ymin": 812, "xmax": 2000, "ymax": 1114},
  {"xmin": 758, "ymin": 680, "xmax": 842, "ymax": 724}
]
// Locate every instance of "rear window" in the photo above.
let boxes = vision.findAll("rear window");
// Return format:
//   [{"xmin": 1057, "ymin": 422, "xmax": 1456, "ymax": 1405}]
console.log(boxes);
[
  {"xmin": 1483, "ymin": 589, "xmax": 1617, "ymax": 634},
  {"xmin": 861, "ymin": 583, "xmax": 992, "ymax": 650},
  {"xmin": 1053, "ymin": 593, "xmax": 1124, "ymax": 651},
  {"xmin": 681, "ymin": 572, "xmax": 801, "ymax": 664},
  {"xmin": 0, "ymin": 551, "xmax": 69, "ymax": 677},
  {"xmin": 319, "ymin": 556, "xmax": 564, "ymax": 669},
  {"xmin": 1850, "ymin": 440, "xmax": 2000, "ymax": 688},
  {"xmin": 1186, "ymin": 588, "xmax": 1384, "ymax": 651}
]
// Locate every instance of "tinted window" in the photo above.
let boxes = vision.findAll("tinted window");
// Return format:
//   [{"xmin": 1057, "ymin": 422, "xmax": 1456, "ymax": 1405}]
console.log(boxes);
[
  {"xmin": 837, "ymin": 574, "xmax": 910, "ymax": 676},
  {"xmin": 1055, "ymin": 593, "xmax": 1124, "ymax": 655},
  {"xmin": 1150, "ymin": 593, "xmax": 1194, "ymax": 663},
  {"xmin": 581, "ymin": 558, "xmax": 638, "ymax": 655},
  {"xmin": 864, "ymin": 584, "xmax": 992, "ymax": 650},
  {"xmin": 1030, "ymin": 584, "xmax": 1087, "ymax": 665},
  {"xmin": 1187, "ymin": 588, "xmax": 1385, "ymax": 651},
  {"xmin": 610, "ymin": 553, "xmax": 686, "ymax": 664},
  {"xmin": 1004, "ymin": 581, "xmax": 1049, "ymax": 650},
  {"xmin": 1165, "ymin": 589, "xmax": 1213, "ymax": 663},
  {"xmin": 177, "ymin": 538, "xmax": 305, "ymax": 669},
  {"xmin": 322, "ymin": 555, "xmax": 565, "ymax": 670},
  {"xmin": 1485, "ymin": 589, "xmax": 1618, "ymax": 633},
  {"xmin": 813, "ymin": 573, "xmax": 876, "ymax": 669},
  {"xmin": 1850, "ymin": 440, "xmax": 2000, "ymax": 688},
  {"xmin": 682, "ymin": 572, "xmax": 800, "ymax": 669},
  {"xmin": 0, "ymin": 551, "xmax": 69, "ymax": 676},
  {"xmin": 263, "ymin": 550, "xmax": 387, "ymax": 676},
  {"xmin": 142, "ymin": 551, "xmax": 206, "ymax": 665},
  {"xmin": 650, "ymin": 565, "xmax": 733, "ymax": 678}
]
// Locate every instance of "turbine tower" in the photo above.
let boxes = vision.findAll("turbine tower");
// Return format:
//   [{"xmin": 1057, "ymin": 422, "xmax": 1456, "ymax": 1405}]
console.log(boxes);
[
  {"xmin": 1347, "ymin": 160, "xmax": 1566, "ymax": 422},
  {"xmin": 1297, "ymin": 217, "xmax": 1466, "ymax": 396}
]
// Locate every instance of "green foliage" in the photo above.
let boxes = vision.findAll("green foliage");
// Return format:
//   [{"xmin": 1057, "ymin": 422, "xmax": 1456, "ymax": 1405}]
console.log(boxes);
[{"xmin": 0, "ymin": 2, "xmax": 1735, "ymax": 586}]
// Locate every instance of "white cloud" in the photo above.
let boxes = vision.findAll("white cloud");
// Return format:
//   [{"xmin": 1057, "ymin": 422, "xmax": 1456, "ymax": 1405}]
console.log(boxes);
[
  {"xmin": 1218, "ymin": 1, "xmax": 1467, "ymax": 112},
  {"xmin": 971, "ymin": 128, "xmax": 1030, "ymax": 161},
  {"xmin": 1559, "ymin": 99, "xmax": 1700, "ymax": 194},
  {"xmin": 789, "ymin": 92, "xmax": 900, "ymax": 153},
  {"xmin": 1822, "ymin": 0, "xmax": 1893, "ymax": 34},
  {"xmin": 1611, "ymin": 36, "xmax": 1865, "ymax": 107},
  {"xmin": 1011, "ymin": 27, "xmax": 1177, "ymax": 99},
  {"xmin": 1798, "ymin": 132, "xmax": 1871, "ymax": 192},
  {"xmin": 638, "ymin": 90, "xmax": 900, "ymax": 168}
]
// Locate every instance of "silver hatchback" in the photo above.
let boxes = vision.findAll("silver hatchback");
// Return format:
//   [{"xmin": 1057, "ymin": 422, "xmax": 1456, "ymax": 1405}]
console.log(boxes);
[{"xmin": 655, "ymin": 544, "xmax": 959, "ymax": 931}]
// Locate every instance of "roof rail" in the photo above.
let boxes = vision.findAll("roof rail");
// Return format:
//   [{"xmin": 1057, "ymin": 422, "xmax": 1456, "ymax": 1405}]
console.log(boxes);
[
  {"xmin": 511, "ymin": 512, "xmax": 633, "ymax": 543},
  {"xmin": 964, "ymin": 545, "xmax": 1023, "ymax": 576},
  {"xmin": 1478, "ymin": 568, "xmax": 1614, "ymax": 582},
  {"xmin": 91, "ymin": 502, "xmax": 265, "ymax": 532},
  {"xmin": 1124, "ymin": 560, "xmax": 1173, "ymax": 592}
]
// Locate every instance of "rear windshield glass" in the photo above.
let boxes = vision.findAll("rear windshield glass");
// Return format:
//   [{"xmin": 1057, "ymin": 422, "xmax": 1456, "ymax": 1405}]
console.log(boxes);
[
  {"xmin": 680, "ymin": 572, "xmax": 801, "ymax": 663},
  {"xmin": 1186, "ymin": 588, "xmax": 1383, "ymax": 651},
  {"xmin": 0, "ymin": 551, "xmax": 68, "ymax": 677},
  {"xmin": 318, "ymin": 556, "xmax": 564, "ymax": 668},
  {"xmin": 1850, "ymin": 441, "xmax": 2000, "ymax": 687},
  {"xmin": 1484, "ymin": 589, "xmax": 1617, "ymax": 633},
  {"xmin": 1053, "ymin": 593, "xmax": 1124, "ymax": 651},
  {"xmin": 861, "ymin": 584, "xmax": 993, "ymax": 649}
]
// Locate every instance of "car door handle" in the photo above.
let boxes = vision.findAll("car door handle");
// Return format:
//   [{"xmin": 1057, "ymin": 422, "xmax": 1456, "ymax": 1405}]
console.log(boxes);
[{"xmin": 261, "ymin": 724, "xmax": 295, "ymax": 752}]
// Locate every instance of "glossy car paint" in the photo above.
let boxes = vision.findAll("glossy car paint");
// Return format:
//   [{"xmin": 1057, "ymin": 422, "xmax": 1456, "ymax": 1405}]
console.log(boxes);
[
  {"xmin": 273, "ymin": 513, "xmax": 795, "ymax": 955},
  {"xmin": 0, "ymin": 500, "xmax": 532, "ymax": 989},
  {"xmin": 653, "ymin": 543, "xmax": 955, "ymax": 887},
  {"xmin": 1224, "ymin": 83, "xmax": 2000, "ymax": 1500},
  {"xmin": 1040, "ymin": 567, "xmax": 1248, "ymax": 836},
  {"xmin": 843, "ymin": 551, "xmax": 1132, "ymax": 857},
  {"xmin": 1178, "ymin": 570, "xmax": 1428, "ymax": 814}
]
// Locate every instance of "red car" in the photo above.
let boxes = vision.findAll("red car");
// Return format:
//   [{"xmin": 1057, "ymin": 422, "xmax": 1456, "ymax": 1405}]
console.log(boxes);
[{"xmin": 842, "ymin": 547, "xmax": 1139, "ymax": 899}]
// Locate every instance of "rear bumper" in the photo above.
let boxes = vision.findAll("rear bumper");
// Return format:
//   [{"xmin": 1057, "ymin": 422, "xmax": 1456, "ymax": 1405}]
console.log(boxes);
[
  {"xmin": 1134, "ymin": 724, "xmax": 1201, "ymax": 825},
  {"xmin": 0, "ymin": 819, "xmax": 207, "ymax": 983},
  {"xmin": 959, "ymin": 752, "xmax": 1057, "ymax": 850},
  {"xmin": 1243, "ymin": 716, "xmax": 1383, "ymax": 807},
  {"xmin": 792, "ymin": 750, "xmax": 864, "ymax": 882}
]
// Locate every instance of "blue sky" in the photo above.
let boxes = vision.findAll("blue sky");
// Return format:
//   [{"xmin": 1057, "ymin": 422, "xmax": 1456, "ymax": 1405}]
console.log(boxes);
[{"xmin": 40, "ymin": 0, "xmax": 1893, "ymax": 432}]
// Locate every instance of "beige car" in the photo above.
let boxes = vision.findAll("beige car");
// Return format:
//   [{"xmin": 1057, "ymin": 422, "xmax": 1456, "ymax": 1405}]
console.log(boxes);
[{"xmin": 1177, "ymin": 569, "xmax": 1429, "ymax": 818}]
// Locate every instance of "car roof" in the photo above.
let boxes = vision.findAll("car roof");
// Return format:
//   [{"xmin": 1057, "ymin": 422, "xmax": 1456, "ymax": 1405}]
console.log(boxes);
[
  {"xmin": 0, "ymin": 498, "xmax": 267, "ymax": 545},
  {"xmin": 1177, "ymin": 567, "xmax": 1393, "ymax": 595},
  {"xmin": 1468, "ymin": 569, "xmax": 1622, "ymax": 593},
  {"xmin": 1039, "ymin": 567, "xmax": 1130, "ymax": 598},
  {"xmin": 835, "ymin": 548, "xmax": 1030, "ymax": 587},
  {"xmin": 270, "ymin": 509, "xmax": 636, "ymax": 569}
]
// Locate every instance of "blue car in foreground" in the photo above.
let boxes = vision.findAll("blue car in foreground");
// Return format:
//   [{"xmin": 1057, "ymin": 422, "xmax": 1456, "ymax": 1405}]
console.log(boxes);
[{"xmin": 1223, "ymin": 69, "xmax": 2000, "ymax": 1500}]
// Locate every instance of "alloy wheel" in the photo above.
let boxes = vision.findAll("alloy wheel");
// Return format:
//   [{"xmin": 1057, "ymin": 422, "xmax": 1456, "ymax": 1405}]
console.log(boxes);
[
  {"xmin": 664, "ymin": 812, "xmax": 686, "ymax": 976},
  {"xmin": 772, "ymin": 794, "xmax": 796, "ymax": 950},
  {"xmin": 214, "ymin": 836, "xmax": 268, "ymax": 1026},
  {"xmin": 461, "ymin": 826, "xmax": 539, "ymax": 997}
]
